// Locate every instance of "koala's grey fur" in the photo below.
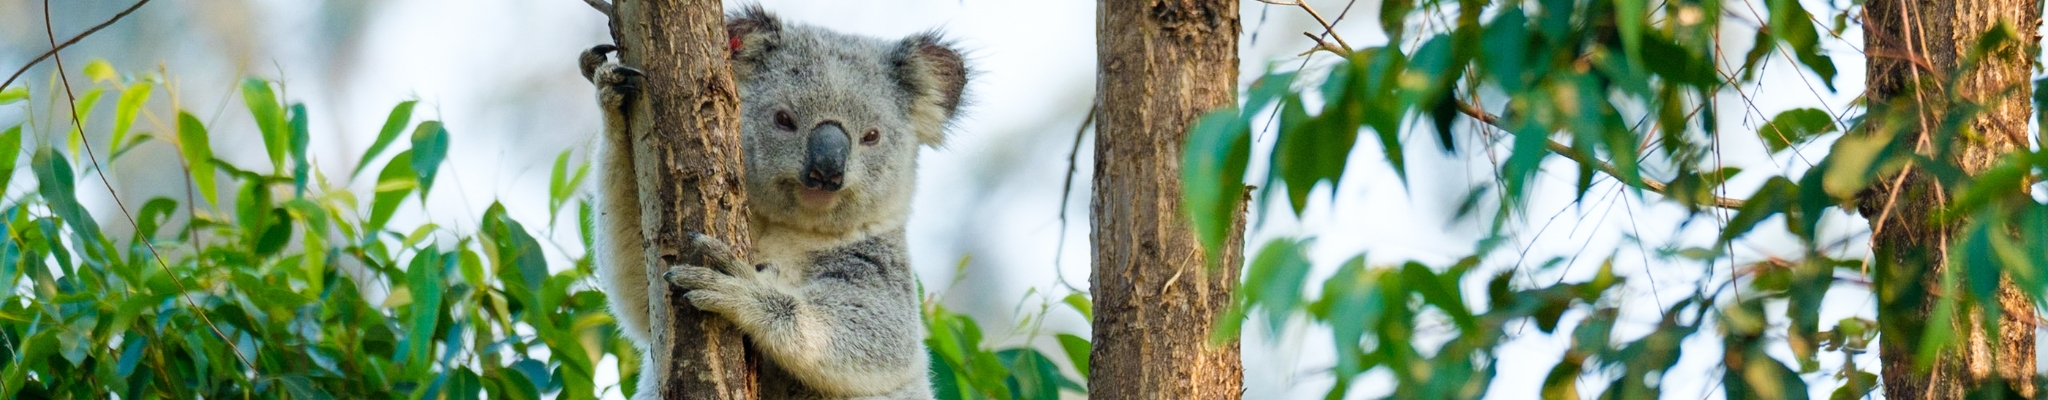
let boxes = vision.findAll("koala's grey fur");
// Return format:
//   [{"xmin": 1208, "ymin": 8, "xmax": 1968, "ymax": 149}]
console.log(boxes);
[{"xmin": 581, "ymin": 6, "xmax": 966, "ymax": 400}]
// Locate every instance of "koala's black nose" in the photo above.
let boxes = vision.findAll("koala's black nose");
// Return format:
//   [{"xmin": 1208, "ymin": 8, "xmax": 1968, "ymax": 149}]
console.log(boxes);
[{"xmin": 802, "ymin": 122, "xmax": 850, "ymax": 191}]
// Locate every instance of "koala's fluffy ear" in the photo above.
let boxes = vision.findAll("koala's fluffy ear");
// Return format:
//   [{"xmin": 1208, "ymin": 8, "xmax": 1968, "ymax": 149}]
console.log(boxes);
[
  {"xmin": 726, "ymin": 6, "xmax": 781, "ymax": 78},
  {"xmin": 893, "ymin": 33, "xmax": 968, "ymax": 147}
]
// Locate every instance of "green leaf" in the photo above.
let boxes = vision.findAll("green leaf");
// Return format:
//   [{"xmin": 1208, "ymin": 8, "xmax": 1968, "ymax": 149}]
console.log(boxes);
[
  {"xmin": 176, "ymin": 111, "xmax": 219, "ymax": 205},
  {"xmin": 0, "ymin": 125, "xmax": 19, "ymax": 194},
  {"xmin": 1055, "ymin": 333, "xmax": 1090, "ymax": 380},
  {"xmin": 135, "ymin": 197, "xmax": 177, "ymax": 241},
  {"xmin": 483, "ymin": 203, "xmax": 549, "ymax": 301},
  {"xmin": 1243, "ymin": 238, "xmax": 1313, "ymax": 335},
  {"xmin": 1481, "ymin": 8, "xmax": 1531, "ymax": 94},
  {"xmin": 1181, "ymin": 109, "xmax": 1250, "ymax": 268},
  {"xmin": 1715, "ymin": 177, "xmax": 1796, "ymax": 249},
  {"xmin": 411, "ymin": 120, "xmax": 449, "ymax": 200},
  {"xmin": 404, "ymin": 248, "xmax": 448, "ymax": 373},
  {"xmin": 65, "ymin": 88, "xmax": 105, "ymax": 157},
  {"xmin": 2035, "ymin": 77, "xmax": 2048, "ymax": 136},
  {"xmin": 355, "ymin": 100, "xmax": 418, "ymax": 179},
  {"xmin": 1758, "ymin": 108, "xmax": 1836, "ymax": 152},
  {"xmin": 1313, "ymin": 258, "xmax": 1381, "ymax": 378},
  {"xmin": 1614, "ymin": 0, "xmax": 1645, "ymax": 69},
  {"xmin": 1060, "ymin": 292, "xmax": 1091, "ymax": 321},
  {"xmin": 289, "ymin": 103, "xmax": 311, "ymax": 195},
  {"xmin": 0, "ymin": 86, "xmax": 26, "ymax": 105},
  {"xmin": 1768, "ymin": 0, "xmax": 1835, "ymax": 90},
  {"xmin": 1401, "ymin": 261, "xmax": 1475, "ymax": 331},
  {"xmin": 368, "ymin": 150, "xmax": 416, "ymax": 235},
  {"xmin": 32, "ymin": 148, "xmax": 101, "ymax": 242},
  {"xmin": 1829, "ymin": 371, "xmax": 1877, "ymax": 400},
  {"xmin": 83, "ymin": 59, "xmax": 117, "ymax": 83},
  {"xmin": 110, "ymin": 84, "xmax": 151, "ymax": 152},
  {"xmin": 241, "ymin": 78, "xmax": 289, "ymax": 173},
  {"xmin": 1821, "ymin": 127, "xmax": 1902, "ymax": 200}
]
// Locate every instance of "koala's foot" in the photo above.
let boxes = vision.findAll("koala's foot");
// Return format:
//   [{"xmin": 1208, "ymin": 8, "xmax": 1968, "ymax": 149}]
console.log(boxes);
[
  {"xmin": 581, "ymin": 45, "xmax": 643, "ymax": 112},
  {"xmin": 664, "ymin": 232, "xmax": 795, "ymax": 327}
]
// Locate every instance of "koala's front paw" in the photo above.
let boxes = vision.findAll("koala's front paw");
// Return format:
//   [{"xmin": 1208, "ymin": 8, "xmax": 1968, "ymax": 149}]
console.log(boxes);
[
  {"xmin": 663, "ymin": 232, "xmax": 784, "ymax": 323},
  {"xmin": 578, "ymin": 44, "xmax": 617, "ymax": 82},
  {"xmin": 581, "ymin": 45, "xmax": 644, "ymax": 112}
]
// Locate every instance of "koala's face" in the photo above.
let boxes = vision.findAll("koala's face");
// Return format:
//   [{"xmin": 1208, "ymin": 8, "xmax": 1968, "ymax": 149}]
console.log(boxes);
[{"xmin": 726, "ymin": 10, "xmax": 966, "ymax": 234}]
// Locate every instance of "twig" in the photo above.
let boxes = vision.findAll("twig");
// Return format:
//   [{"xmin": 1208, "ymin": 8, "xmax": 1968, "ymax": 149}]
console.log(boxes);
[
  {"xmin": 1454, "ymin": 101, "xmax": 1748, "ymax": 209},
  {"xmin": 582, "ymin": 0, "xmax": 613, "ymax": 18},
  {"xmin": 3, "ymin": 0, "xmax": 151, "ymax": 91},
  {"xmin": 1257, "ymin": 0, "xmax": 1353, "ymax": 52},
  {"xmin": 1050, "ymin": 107, "xmax": 1095, "ymax": 295},
  {"xmin": 1299, "ymin": 32, "xmax": 1349, "ymax": 57}
]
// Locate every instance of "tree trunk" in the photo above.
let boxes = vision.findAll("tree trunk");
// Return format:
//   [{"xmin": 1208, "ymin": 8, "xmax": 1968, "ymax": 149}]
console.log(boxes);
[
  {"xmin": 1861, "ymin": 1, "xmax": 2040, "ymax": 398},
  {"xmin": 1089, "ymin": 1, "xmax": 1244, "ymax": 399},
  {"xmin": 611, "ymin": 0, "xmax": 758, "ymax": 398}
]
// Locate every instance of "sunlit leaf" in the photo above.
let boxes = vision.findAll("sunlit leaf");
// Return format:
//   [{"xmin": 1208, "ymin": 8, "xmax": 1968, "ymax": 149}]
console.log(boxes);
[
  {"xmin": 369, "ymin": 150, "xmax": 416, "ymax": 234},
  {"xmin": 83, "ymin": 59, "xmax": 117, "ymax": 83},
  {"xmin": 111, "ymin": 84, "xmax": 151, "ymax": 151},
  {"xmin": 176, "ymin": 111, "xmax": 219, "ymax": 205},
  {"xmin": 356, "ymin": 100, "xmax": 418, "ymax": 179},
  {"xmin": 241, "ymin": 78, "xmax": 289, "ymax": 173},
  {"xmin": 0, "ymin": 125, "xmax": 19, "ymax": 194},
  {"xmin": 0, "ymin": 86, "xmax": 26, "ymax": 105}
]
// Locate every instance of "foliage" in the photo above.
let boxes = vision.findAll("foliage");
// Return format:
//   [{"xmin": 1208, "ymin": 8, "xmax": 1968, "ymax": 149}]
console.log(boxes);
[
  {"xmin": 0, "ymin": 61, "xmax": 1085, "ymax": 399},
  {"xmin": 1188, "ymin": 0, "xmax": 2045, "ymax": 399}
]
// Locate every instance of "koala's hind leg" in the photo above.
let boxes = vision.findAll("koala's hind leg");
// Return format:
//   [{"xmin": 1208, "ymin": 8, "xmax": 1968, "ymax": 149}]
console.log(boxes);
[{"xmin": 582, "ymin": 45, "xmax": 654, "ymax": 348}]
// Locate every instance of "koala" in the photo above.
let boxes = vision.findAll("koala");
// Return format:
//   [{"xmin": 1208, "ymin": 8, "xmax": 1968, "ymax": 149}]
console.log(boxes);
[{"xmin": 579, "ymin": 6, "xmax": 966, "ymax": 400}]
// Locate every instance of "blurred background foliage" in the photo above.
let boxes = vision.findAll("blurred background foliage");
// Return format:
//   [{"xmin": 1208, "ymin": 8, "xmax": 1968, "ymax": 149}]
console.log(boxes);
[
  {"xmin": 1189, "ymin": 0, "xmax": 2046, "ymax": 398},
  {"xmin": 0, "ymin": 61, "xmax": 1086, "ymax": 399}
]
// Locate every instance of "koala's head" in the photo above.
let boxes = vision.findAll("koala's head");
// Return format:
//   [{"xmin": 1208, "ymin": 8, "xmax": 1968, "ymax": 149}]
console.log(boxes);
[{"xmin": 725, "ymin": 7, "xmax": 967, "ymax": 235}]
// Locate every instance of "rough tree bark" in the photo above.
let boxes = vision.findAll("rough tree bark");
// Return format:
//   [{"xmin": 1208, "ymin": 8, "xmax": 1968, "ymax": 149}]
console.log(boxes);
[
  {"xmin": 610, "ymin": 0, "xmax": 758, "ymax": 398},
  {"xmin": 1089, "ymin": 1, "xmax": 1244, "ymax": 399},
  {"xmin": 1861, "ymin": 0, "xmax": 2040, "ymax": 398}
]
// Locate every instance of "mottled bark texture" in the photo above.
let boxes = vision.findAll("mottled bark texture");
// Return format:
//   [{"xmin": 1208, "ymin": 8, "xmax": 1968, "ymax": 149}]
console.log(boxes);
[
  {"xmin": 1089, "ymin": 1, "xmax": 1245, "ymax": 399},
  {"xmin": 612, "ymin": 0, "xmax": 759, "ymax": 398},
  {"xmin": 1860, "ymin": 0, "xmax": 2040, "ymax": 398}
]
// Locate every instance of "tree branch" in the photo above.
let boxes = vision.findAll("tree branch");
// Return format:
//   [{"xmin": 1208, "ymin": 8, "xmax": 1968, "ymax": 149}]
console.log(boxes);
[
  {"xmin": 3, "ymin": 0, "xmax": 152, "ymax": 91},
  {"xmin": 1453, "ymin": 101, "xmax": 1747, "ymax": 209}
]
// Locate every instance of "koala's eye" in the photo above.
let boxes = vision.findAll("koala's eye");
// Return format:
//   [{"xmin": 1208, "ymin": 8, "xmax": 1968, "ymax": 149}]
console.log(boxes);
[
  {"xmin": 860, "ymin": 128, "xmax": 881, "ymax": 146},
  {"xmin": 773, "ymin": 110, "xmax": 797, "ymax": 131}
]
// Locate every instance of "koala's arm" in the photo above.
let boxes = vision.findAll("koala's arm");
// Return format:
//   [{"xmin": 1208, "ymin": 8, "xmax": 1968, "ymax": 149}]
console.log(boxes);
[
  {"xmin": 580, "ymin": 46, "xmax": 657, "ymax": 348},
  {"xmin": 668, "ymin": 232, "xmax": 927, "ymax": 396}
]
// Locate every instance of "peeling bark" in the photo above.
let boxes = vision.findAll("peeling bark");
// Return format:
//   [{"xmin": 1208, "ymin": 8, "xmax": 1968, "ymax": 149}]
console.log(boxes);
[
  {"xmin": 611, "ymin": 0, "xmax": 759, "ymax": 398},
  {"xmin": 1089, "ymin": 0, "xmax": 1245, "ymax": 399}
]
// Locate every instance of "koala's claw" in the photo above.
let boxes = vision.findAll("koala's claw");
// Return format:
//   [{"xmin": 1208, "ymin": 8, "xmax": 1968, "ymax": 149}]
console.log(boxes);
[{"xmin": 665, "ymin": 265, "xmax": 726, "ymax": 290}]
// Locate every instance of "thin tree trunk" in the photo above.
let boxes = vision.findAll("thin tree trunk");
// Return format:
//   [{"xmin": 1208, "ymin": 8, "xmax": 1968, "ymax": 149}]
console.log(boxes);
[
  {"xmin": 1089, "ymin": 1, "xmax": 1244, "ymax": 399},
  {"xmin": 1861, "ymin": 0, "xmax": 2040, "ymax": 398},
  {"xmin": 611, "ymin": 0, "xmax": 758, "ymax": 398}
]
